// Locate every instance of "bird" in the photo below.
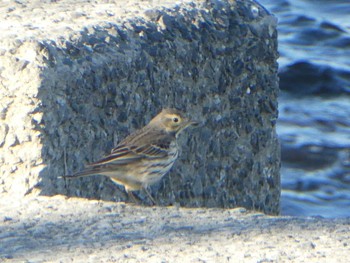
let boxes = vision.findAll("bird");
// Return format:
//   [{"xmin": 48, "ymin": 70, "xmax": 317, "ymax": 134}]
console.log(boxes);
[{"xmin": 63, "ymin": 108, "xmax": 198, "ymax": 204}]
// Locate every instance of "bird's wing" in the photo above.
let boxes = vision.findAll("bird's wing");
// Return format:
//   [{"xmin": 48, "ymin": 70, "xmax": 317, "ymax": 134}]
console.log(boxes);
[
  {"xmin": 88, "ymin": 137, "xmax": 172, "ymax": 167},
  {"xmin": 63, "ymin": 144, "xmax": 156, "ymax": 178}
]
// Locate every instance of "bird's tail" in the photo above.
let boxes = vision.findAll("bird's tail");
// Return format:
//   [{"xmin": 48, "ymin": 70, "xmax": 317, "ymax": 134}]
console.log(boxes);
[{"xmin": 61, "ymin": 169, "xmax": 98, "ymax": 179}]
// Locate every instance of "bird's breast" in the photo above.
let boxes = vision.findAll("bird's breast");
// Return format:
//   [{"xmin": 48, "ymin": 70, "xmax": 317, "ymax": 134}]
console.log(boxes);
[{"xmin": 141, "ymin": 142, "xmax": 179, "ymax": 186}]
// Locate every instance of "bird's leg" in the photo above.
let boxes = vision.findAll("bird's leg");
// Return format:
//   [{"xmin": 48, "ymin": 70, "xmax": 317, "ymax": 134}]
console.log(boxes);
[
  {"xmin": 127, "ymin": 190, "xmax": 139, "ymax": 204},
  {"xmin": 143, "ymin": 187, "xmax": 156, "ymax": 206}
]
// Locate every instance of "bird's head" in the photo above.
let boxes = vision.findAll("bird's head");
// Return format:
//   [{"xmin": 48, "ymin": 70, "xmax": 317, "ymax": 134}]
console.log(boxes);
[{"xmin": 149, "ymin": 108, "xmax": 198, "ymax": 136}]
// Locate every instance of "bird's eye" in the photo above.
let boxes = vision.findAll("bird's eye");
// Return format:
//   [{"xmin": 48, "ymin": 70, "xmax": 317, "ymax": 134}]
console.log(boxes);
[{"xmin": 173, "ymin": 117, "xmax": 179, "ymax": 123}]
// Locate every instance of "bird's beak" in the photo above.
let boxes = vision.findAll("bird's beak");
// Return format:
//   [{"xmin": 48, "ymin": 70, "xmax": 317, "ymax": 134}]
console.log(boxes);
[
  {"xmin": 184, "ymin": 119, "xmax": 200, "ymax": 128},
  {"xmin": 176, "ymin": 119, "xmax": 200, "ymax": 136},
  {"xmin": 188, "ymin": 121, "xmax": 199, "ymax": 127}
]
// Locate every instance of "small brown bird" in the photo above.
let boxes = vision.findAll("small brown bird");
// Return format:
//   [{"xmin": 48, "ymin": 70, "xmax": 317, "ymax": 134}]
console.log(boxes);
[{"xmin": 63, "ymin": 108, "xmax": 197, "ymax": 203}]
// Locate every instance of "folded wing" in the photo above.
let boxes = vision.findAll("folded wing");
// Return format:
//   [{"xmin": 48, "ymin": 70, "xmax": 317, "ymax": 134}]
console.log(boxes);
[{"xmin": 88, "ymin": 136, "xmax": 172, "ymax": 167}]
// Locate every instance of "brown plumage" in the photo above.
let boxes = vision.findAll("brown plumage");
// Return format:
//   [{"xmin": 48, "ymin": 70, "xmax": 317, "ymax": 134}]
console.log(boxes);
[{"xmin": 63, "ymin": 108, "xmax": 197, "ymax": 203}]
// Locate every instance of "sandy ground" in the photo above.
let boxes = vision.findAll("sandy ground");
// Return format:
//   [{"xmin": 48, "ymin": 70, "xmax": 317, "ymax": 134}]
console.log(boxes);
[{"xmin": 0, "ymin": 194, "xmax": 349, "ymax": 263}]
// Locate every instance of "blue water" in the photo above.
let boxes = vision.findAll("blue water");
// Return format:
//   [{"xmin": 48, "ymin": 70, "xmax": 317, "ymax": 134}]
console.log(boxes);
[{"xmin": 258, "ymin": 0, "xmax": 350, "ymax": 218}]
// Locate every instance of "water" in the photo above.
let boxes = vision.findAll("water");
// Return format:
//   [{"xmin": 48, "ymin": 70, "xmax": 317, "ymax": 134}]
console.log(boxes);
[{"xmin": 258, "ymin": 0, "xmax": 350, "ymax": 218}]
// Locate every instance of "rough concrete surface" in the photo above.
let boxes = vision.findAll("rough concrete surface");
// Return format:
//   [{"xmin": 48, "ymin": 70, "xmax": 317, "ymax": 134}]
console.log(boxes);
[
  {"xmin": 0, "ymin": 0, "xmax": 280, "ymax": 214},
  {"xmin": 0, "ymin": 194, "xmax": 349, "ymax": 263},
  {"xmin": 0, "ymin": 1, "xmax": 348, "ymax": 262}
]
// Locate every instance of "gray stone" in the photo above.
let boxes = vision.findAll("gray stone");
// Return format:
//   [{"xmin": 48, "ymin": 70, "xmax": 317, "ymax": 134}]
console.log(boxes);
[{"xmin": 0, "ymin": 0, "xmax": 280, "ymax": 214}]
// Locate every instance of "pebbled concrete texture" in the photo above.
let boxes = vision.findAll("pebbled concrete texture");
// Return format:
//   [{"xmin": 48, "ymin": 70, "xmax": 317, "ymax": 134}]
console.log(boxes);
[
  {"xmin": 0, "ymin": 195, "xmax": 349, "ymax": 262},
  {"xmin": 0, "ymin": 0, "xmax": 279, "ymax": 214}
]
